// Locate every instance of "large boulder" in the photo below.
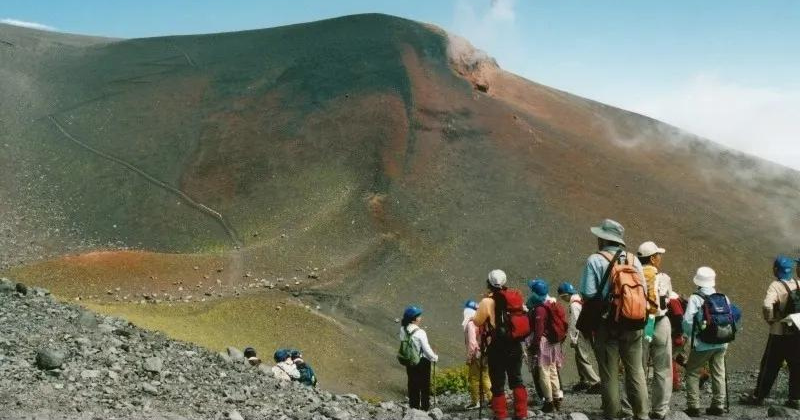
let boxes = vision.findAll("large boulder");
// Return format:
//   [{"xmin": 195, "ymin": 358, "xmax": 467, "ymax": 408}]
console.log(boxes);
[
  {"xmin": 226, "ymin": 346, "xmax": 244, "ymax": 361},
  {"xmin": 403, "ymin": 409, "xmax": 432, "ymax": 420},
  {"xmin": 143, "ymin": 356, "xmax": 163, "ymax": 373},
  {"xmin": 0, "ymin": 278, "xmax": 15, "ymax": 293}
]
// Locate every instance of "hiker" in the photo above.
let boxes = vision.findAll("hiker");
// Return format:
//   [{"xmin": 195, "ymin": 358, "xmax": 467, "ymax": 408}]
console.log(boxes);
[
  {"xmin": 272, "ymin": 349, "xmax": 300, "ymax": 381},
  {"xmin": 682, "ymin": 267, "xmax": 735, "ymax": 417},
  {"xmin": 463, "ymin": 299, "xmax": 491, "ymax": 409},
  {"xmin": 740, "ymin": 255, "xmax": 800, "ymax": 408},
  {"xmin": 244, "ymin": 347, "xmax": 261, "ymax": 366},
  {"xmin": 290, "ymin": 349, "xmax": 318, "ymax": 387},
  {"xmin": 577, "ymin": 219, "xmax": 649, "ymax": 420},
  {"xmin": 399, "ymin": 305, "xmax": 438, "ymax": 411},
  {"xmin": 557, "ymin": 281, "xmax": 601, "ymax": 393},
  {"xmin": 473, "ymin": 269, "xmax": 529, "ymax": 420},
  {"xmin": 637, "ymin": 241, "xmax": 674, "ymax": 420},
  {"xmin": 526, "ymin": 279, "xmax": 565, "ymax": 413}
]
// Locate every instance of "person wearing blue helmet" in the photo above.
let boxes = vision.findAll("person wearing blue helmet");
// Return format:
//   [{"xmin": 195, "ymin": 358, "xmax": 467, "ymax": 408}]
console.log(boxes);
[
  {"xmin": 557, "ymin": 281, "xmax": 600, "ymax": 394},
  {"xmin": 399, "ymin": 305, "xmax": 438, "ymax": 411},
  {"xmin": 527, "ymin": 279, "xmax": 564, "ymax": 413},
  {"xmin": 462, "ymin": 299, "xmax": 490, "ymax": 409},
  {"xmin": 741, "ymin": 255, "xmax": 800, "ymax": 408}
]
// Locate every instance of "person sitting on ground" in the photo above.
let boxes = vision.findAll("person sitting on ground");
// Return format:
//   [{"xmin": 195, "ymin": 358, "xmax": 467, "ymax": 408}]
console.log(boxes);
[
  {"xmin": 243, "ymin": 347, "xmax": 261, "ymax": 366},
  {"xmin": 463, "ymin": 299, "xmax": 491, "ymax": 410},
  {"xmin": 557, "ymin": 281, "xmax": 601, "ymax": 394},
  {"xmin": 272, "ymin": 349, "xmax": 300, "ymax": 382},
  {"xmin": 526, "ymin": 279, "xmax": 564, "ymax": 413},
  {"xmin": 290, "ymin": 349, "xmax": 318, "ymax": 387},
  {"xmin": 682, "ymin": 267, "xmax": 731, "ymax": 417},
  {"xmin": 399, "ymin": 305, "xmax": 439, "ymax": 411},
  {"xmin": 740, "ymin": 255, "xmax": 800, "ymax": 408}
]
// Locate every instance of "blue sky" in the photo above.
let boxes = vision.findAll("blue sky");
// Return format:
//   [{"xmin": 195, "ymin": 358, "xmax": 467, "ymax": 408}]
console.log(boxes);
[{"xmin": 3, "ymin": 0, "xmax": 799, "ymax": 169}]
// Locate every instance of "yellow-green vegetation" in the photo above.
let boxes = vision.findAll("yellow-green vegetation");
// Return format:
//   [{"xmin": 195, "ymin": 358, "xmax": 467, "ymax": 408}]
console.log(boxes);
[
  {"xmin": 432, "ymin": 365, "xmax": 469, "ymax": 396},
  {"xmin": 83, "ymin": 292, "xmax": 405, "ymax": 399}
]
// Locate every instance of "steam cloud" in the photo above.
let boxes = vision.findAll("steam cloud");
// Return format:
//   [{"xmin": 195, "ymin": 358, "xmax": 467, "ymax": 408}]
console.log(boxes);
[{"xmin": 1, "ymin": 18, "xmax": 56, "ymax": 31}]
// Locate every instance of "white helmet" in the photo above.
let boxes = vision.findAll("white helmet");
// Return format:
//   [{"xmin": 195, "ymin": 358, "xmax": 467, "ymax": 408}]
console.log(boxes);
[{"xmin": 487, "ymin": 269, "xmax": 507, "ymax": 288}]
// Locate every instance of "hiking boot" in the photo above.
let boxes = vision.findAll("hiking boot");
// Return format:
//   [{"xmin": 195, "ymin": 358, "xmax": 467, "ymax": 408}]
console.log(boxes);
[
  {"xmin": 706, "ymin": 406, "xmax": 726, "ymax": 416},
  {"xmin": 739, "ymin": 393, "xmax": 764, "ymax": 406},
  {"xmin": 786, "ymin": 400, "xmax": 800, "ymax": 409},
  {"xmin": 541, "ymin": 401, "xmax": 555, "ymax": 413},
  {"xmin": 586, "ymin": 382, "xmax": 603, "ymax": 394},
  {"xmin": 572, "ymin": 382, "xmax": 590, "ymax": 392},
  {"xmin": 685, "ymin": 407, "xmax": 701, "ymax": 418},
  {"xmin": 649, "ymin": 412, "xmax": 666, "ymax": 420},
  {"xmin": 553, "ymin": 397, "xmax": 563, "ymax": 411}
]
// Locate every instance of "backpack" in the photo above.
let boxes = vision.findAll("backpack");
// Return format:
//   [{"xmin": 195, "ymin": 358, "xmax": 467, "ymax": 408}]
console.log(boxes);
[
  {"xmin": 667, "ymin": 296, "xmax": 686, "ymax": 337},
  {"xmin": 600, "ymin": 251, "xmax": 648, "ymax": 330},
  {"xmin": 543, "ymin": 300, "xmax": 568, "ymax": 343},
  {"xmin": 397, "ymin": 327, "xmax": 421, "ymax": 366},
  {"xmin": 779, "ymin": 279, "xmax": 800, "ymax": 333},
  {"xmin": 693, "ymin": 292, "xmax": 737, "ymax": 344},
  {"xmin": 297, "ymin": 363, "xmax": 317, "ymax": 387},
  {"xmin": 493, "ymin": 289, "xmax": 531, "ymax": 342}
]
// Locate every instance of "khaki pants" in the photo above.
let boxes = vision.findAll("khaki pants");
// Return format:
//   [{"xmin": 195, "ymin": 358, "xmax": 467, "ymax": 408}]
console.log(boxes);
[
  {"xmin": 537, "ymin": 362, "xmax": 563, "ymax": 401},
  {"xmin": 576, "ymin": 332, "xmax": 600, "ymax": 384},
  {"xmin": 644, "ymin": 317, "xmax": 673, "ymax": 416},
  {"xmin": 594, "ymin": 324, "xmax": 650, "ymax": 420},
  {"xmin": 685, "ymin": 347, "xmax": 726, "ymax": 410},
  {"xmin": 467, "ymin": 357, "xmax": 492, "ymax": 405}
]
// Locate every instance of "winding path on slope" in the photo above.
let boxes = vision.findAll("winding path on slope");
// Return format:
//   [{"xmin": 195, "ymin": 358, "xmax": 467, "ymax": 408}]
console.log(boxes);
[{"xmin": 47, "ymin": 114, "xmax": 243, "ymax": 249}]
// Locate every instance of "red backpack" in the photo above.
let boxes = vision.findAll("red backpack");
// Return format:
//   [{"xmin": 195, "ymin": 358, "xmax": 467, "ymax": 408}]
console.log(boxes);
[
  {"xmin": 543, "ymin": 301, "xmax": 568, "ymax": 343},
  {"xmin": 493, "ymin": 289, "xmax": 531, "ymax": 342}
]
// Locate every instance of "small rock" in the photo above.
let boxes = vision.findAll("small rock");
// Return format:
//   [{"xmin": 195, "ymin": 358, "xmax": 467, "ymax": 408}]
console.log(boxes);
[
  {"xmin": 227, "ymin": 410, "xmax": 244, "ymax": 420},
  {"xmin": 36, "ymin": 349, "xmax": 66, "ymax": 370},
  {"xmin": 768, "ymin": 406, "xmax": 800, "ymax": 418},
  {"xmin": 80, "ymin": 369, "xmax": 101, "ymax": 380},
  {"xmin": 0, "ymin": 278, "xmax": 16, "ymax": 293},
  {"xmin": 402, "ymin": 409, "xmax": 432, "ymax": 420},
  {"xmin": 429, "ymin": 407, "xmax": 444, "ymax": 420},
  {"xmin": 97, "ymin": 324, "xmax": 114, "ymax": 334},
  {"xmin": 143, "ymin": 357, "xmax": 163, "ymax": 373},
  {"xmin": 570, "ymin": 413, "xmax": 591, "ymax": 420},
  {"xmin": 77, "ymin": 311, "xmax": 98, "ymax": 329},
  {"xmin": 141, "ymin": 382, "xmax": 159, "ymax": 395},
  {"xmin": 226, "ymin": 347, "xmax": 244, "ymax": 361},
  {"xmin": 665, "ymin": 411, "xmax": 692, "ymax": 420}
]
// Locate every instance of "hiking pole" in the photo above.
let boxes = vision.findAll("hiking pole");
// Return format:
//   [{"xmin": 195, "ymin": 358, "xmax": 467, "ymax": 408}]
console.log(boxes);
[
  {"xmin": 432, "ymin": 361, "xmax": 438, "ymax": 408},
  {"xmin": 478, "ymin": 356, "xmax": 484, "ymax": 419},
  {"xmin": 724, "ymin": 357, "xmax": 729, "ymax": 413}
]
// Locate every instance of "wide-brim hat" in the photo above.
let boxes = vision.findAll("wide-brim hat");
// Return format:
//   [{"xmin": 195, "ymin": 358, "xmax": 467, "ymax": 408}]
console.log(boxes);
[
  {"xmin": 590, "ymin": 219, "xmax": 626, "ymax": 245},
  {"xmin": 693, "ymin": 267, "xmax": 716, "ymax": 288}
]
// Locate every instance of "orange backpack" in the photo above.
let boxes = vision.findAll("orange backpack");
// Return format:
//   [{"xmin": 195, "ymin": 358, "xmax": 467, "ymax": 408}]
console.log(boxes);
[{"xmin": 600, "ymin": 251, "xmax": 648, "ymax": 330}]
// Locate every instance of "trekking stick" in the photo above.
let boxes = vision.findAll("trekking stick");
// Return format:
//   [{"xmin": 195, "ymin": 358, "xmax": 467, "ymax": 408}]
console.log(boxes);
[
  {"xmin": 432, "ymin": 361, "xmax": 437, "ymax": 408},
  {"xmin": 724, "ymin": 357, "xmax": 729, "ymax": 412},
  {"xmin": 478, "ymin": 356, "xmax": 484, "ymax": 419}
]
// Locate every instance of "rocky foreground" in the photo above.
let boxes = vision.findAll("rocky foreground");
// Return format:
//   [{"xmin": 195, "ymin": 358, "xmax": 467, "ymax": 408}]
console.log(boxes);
[{"xmin": 1, "ymin": 277, "xmax": 799, "ymax": 420}]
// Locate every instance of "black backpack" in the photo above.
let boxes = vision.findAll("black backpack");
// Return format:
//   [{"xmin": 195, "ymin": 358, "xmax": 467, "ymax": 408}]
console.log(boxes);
[{"xmin": 779, "ymin": 279, "xmax": 800, "ymax": 332}]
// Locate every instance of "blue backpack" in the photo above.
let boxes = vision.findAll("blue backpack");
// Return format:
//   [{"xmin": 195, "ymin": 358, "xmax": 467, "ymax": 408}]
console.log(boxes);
[
  {"xmin": 297, "ymin": 363, "xmax": 317, "ymax": 387},
  {"xmin": 693, "ymin": 292, "xmax": 737, "ymax": 345}
]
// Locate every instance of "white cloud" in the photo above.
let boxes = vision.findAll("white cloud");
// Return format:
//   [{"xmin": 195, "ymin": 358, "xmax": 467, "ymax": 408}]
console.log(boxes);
[
  {"xmin": 1, "ymin": 18, "xmax": 56, "ymax": 31},
  {"xmin": 630, "ymin": 74, "xmax": 800, "ymax": 170}
]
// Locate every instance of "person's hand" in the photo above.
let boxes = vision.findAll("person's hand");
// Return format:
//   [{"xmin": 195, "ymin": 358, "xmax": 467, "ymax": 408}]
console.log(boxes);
[{"xmin": 569, "ymin": 341, "xmax": 578, "ymax": 349}]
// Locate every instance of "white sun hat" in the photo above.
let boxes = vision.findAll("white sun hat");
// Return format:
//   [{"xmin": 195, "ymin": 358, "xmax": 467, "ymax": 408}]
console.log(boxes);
[
  {"xmin": 487, "ymin": 269, "xmax": 507, "ymax": 288},
  {"xmin": 693, "ymin": 267, "xmax": 716, "ymax": 288},
  {"xmin": 637, "ymin": 241, "xmax": 666, "ymax": 258}
]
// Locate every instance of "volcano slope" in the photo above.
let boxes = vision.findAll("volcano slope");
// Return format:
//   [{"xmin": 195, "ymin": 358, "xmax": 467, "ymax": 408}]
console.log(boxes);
[{"xmin": 2, "ymin": 14, "xmax": 800, "ymax": 396}]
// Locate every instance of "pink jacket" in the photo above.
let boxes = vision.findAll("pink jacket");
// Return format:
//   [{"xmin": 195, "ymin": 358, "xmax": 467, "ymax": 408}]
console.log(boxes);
[{"xmin": 464, "ymin": 319, "xmax": 482, "ymax": 361}]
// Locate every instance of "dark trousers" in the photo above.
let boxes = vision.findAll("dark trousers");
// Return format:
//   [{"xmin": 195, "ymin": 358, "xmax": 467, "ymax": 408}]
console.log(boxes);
[
  {"xmin": 754, "ymin": 334, "xmax": 800, "ymax": 400},
  {"xmin": 406, "ymin": 357, "xmax": 432, "ymax": 410},
  {"xmin": 488, "ymin": 338, "xmax": 524, "ymax": 395}
]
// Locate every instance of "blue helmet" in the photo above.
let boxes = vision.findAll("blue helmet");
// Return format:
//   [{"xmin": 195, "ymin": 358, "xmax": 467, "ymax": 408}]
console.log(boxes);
[
  {"xmin": 273, "ymin": 349, "xmax": 290, "ymax": 363},
  {"xmin": 557, "ymin": 282, "xmax": 577, "ymax": 296},
  {"xmin": 403, "ymin": 305, "xmax": 423, "ymax": 321},
  {"xmin": 464, "ymin": 299, "xmax": 478, "ymax": 310},
  {"xmin": 527, "ymin": 279, "xmax": 548, "ymax": 296}
]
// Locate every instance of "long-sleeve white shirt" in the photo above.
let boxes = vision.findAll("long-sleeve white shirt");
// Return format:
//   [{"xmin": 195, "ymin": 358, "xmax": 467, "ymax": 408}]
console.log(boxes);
[
  {"xmin": 567, "ymin": 294, "xmax": 583, "ymax": 345},
  {"xmin": 399, "ymin": 324, "xmax": 439, "ymax": 362}
]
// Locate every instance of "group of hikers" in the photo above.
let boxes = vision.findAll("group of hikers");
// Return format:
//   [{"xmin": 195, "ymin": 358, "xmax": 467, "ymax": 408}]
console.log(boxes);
[
  {"xmin": 242, "ymin": 346, "xmax": 318, "ymax": 387},
  {"xmin": 398, "ymin": 219, "xmax": 800, "ymax": 420}
]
